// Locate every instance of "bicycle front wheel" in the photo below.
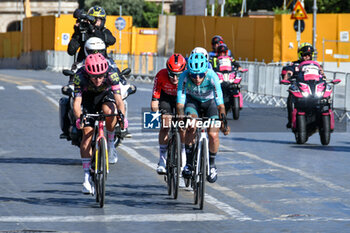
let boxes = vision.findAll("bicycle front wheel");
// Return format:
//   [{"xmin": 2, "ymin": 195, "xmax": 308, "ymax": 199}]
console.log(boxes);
[
  {"xmin": 166, "ymin": 141, "xmax": 173, "ymax": 196},
  {"xmin": 96, "ymin": 137, "xmax": 107, "ymax": 208},
  {"xmin": 172, "ymin": 131, "xmax": 181, "ymax": 199},
  {"xmin": 198, "ymin": 140, "xmax": 207, "ymax": 210}
]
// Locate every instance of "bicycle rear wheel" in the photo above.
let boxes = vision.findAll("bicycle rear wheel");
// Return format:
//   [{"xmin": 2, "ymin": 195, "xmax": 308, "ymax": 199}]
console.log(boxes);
[
  {"xmin": 171, "ymin": 131, "xmax": 181, "ymax": 199},
  {"xmin": 198, "ymin": 140, "xmax": 207, "ymax": 210},
  {"xmin": 166, "ymin": 142, "xmax": 173, "ymax": 196},
  {"xmin": 96, "ymin": 138, "xmax": 107, "ymax": 208}
]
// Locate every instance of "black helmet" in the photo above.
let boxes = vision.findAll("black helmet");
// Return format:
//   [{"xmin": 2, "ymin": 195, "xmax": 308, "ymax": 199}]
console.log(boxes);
[
  {"xmin": 87, "ymin": 6, "xmax": 106, "ymax": 29},
  {"xmin": 211, "ymin": 35, "xmax": 224, "ymax": 46},
  {"xmin": 298, "ymin": 42, "xmax": 314, "ymax": 60},
  {"xmin": 217, "ymin": 43, "xmax": 228, "ymax": 55}
]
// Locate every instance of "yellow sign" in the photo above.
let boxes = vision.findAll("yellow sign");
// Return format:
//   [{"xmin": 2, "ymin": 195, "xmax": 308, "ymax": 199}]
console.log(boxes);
[{"xmin": 291, "ymin": 1, "xmax": 307, "ymax": 20}]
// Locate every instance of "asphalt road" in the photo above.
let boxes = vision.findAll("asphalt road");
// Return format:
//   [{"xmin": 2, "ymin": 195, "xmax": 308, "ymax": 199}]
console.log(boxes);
[{"xmin": 0, "ymin": 70, "xmax": 350, "ymax": 233}]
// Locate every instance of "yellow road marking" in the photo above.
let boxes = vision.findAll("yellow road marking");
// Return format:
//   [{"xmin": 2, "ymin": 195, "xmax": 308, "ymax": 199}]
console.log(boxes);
[{"xmin": 0, "ymin": 74, "xmax": 51, "ymax": 85}]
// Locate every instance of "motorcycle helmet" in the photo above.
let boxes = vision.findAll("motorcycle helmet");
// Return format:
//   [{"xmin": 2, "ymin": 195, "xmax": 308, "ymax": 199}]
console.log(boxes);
[
  {"xmin": 298, "ymin": 42, "xmax": 314, "ymax": 60},
  {"xmin": 187, "ymin": 53, "xmax": 208, "ymax": 74},
  {"xmin": 84, "ymin": 37, "xmax": 106, "ymax": 57},
  {"xmin": 217, "ymin": 43, "xmax": 228, "ymax": 56},
  {"xmin": 211, "ymin": 35, "xmax": 224, "ymax": 46},
  {"xmin": 87, "ymin": 6, "xmax": 106, "ymax": 29},
  {"xmin": 166, "ymin": 53, "xmax": 186, "ymax": 74},
  {"xmin": 191, "ymin": 47, "xmax": 209, "ymax": 61},
  {"xmin": 85, "ymin": 53, "xmax": 109, "ymax": 76}
]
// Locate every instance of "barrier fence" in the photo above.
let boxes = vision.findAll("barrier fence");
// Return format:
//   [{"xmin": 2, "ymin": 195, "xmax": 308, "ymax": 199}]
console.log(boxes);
[{"xmin": 1, "ymin": 51, "xmax": 349, "ymax": 120}]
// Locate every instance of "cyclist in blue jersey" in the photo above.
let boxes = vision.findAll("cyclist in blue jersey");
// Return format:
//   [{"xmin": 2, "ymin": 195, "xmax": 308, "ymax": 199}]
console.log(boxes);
[{"xmin": 177, "ymin": 53, "xmax": 230, "ymax": 183}]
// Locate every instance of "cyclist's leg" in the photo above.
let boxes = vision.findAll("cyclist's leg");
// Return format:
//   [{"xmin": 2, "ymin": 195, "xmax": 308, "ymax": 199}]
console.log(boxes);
[
  {"xmin": 81, "ymin": 126, "xmax": 94, "ymax": 194},
  {"xmin": 101, "ymin": 95, "xmax": 119, "ymax": 164},
  {"xmin": 156, "ymin": 96, "xmax": 173, "ymax": 174},
  {"xmin": 203, "ymin": 99, "xmax": 220, "ymax": 183},
  {"xmin": 182, "ymin": 96, "xmax": 199, "ymax": 177}
]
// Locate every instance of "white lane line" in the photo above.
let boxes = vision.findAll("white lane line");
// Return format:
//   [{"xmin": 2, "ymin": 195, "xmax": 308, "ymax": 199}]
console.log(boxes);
[
  {"xmin": 17, "ymin": 85, "xmax": 35, "ymax": 90},
  {"xmin": 128, "ymin": 116, "xmax": 142, "ymax": 121},
  {"xmin": 118, "ymin": 145, "xmax": 251, "ymax": 221},
  {"xmin": 211, "ymin": 183, "xmax": 274, "ymax": 216},
  {"xmin": 34, "ymin": 87, "xmax": 59, "ymax": 108},
  {"xmin": 216, "ymin": 160, "xmax": 253, "ymax": 165},
  {"xmin": 122, "ymin": 138, "xmax": 158, "ymax": 143},
  {"xmin": 127, "ymin": 132, "xmax": 159, "ymax": 137},
  {"xmin": 0, "ymin": 213, "xmax": 228, "ymax": 222},
  {"xmin": 238, "ymin": 183, "xmax": 302, "ymax": 189},
  {"xmin": 276, "ymin": 197, "xmax": 343, "ymax": 205},
  {"xmin": 46, "ymin": 85, "xmax": 62, "ymax": 89},
  {"xmin": 134, "ymin": 145, "xmax": 159, "ymax": 149},
  {"xmin": 220, "ymin": 168, "xmax": 281, "ymax": 176},
  {"xmin": 128, "ymin": 122, "xmax": 142, "ymax": 126},
  {"xmin": 0, "ymin": 86, "xmax": 4, "ymax": 90},
  {"xmin": 137, "ymin": 87, "xmax": 152, "ymax": 92},
  {"xmin": 238, "ymin": 151, "xmax": 350, "ymax": 193}
]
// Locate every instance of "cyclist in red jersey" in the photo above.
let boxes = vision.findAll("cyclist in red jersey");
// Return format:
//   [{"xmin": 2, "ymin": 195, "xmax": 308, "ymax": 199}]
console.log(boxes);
[{"xmin": 151, "ymin": 54, "xmax": 187, "ymax": 174}]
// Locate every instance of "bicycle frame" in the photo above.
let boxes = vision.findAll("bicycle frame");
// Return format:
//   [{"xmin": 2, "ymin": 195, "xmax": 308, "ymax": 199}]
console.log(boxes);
[
  {"xmin": 93, "ymin": 119, "xmax": 109, "ymax": 174},
  {"xmin": 194, "ymin": 128, "xmax": 209, "ymax": 183}
]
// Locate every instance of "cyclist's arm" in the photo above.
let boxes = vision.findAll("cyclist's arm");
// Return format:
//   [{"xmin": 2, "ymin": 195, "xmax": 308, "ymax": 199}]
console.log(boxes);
[
  {"xmin": 73, "ymin": 96, "xmax": 82, "ymax": 120},
  {"xmin": 176, "ymin": 72, "xmax": 187, "ymax": 112},
  {"xmin": 151, "ymin": 72, "xmax": 162, "ymax": 112},
  {"xmin": 176, "ymin": 103, "xmax": 185, "ymax": 116},
  {"xmin": 210, "ymin": 70, "xmax": 224, "ymax": 106},
  {"xmin": 114, "ymin": 93, "xmax": 125, "ymax": 116}
]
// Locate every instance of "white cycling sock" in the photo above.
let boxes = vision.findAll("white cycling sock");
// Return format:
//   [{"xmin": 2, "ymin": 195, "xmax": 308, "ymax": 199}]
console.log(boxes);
[
  {"xmin": 181, "ymin": 144, "xmax": 186, "ymax": 167},
  {"xmin": 82, "ymin": 158, "xmax": 90, "ymax": 183},
  {"xmin": 159, "ymin": 144, "xmax": 167, "ymax": 161}
]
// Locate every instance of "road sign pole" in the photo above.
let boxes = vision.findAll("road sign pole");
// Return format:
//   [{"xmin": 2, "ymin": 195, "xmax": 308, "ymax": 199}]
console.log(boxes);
[
  {"xmin": 119, "ymin": 6, "xmax": 122, "ymax": 55},
  {"xmin": 297, "ymin": 20, "xmax": 301, "ymax": 47},
  {"xmin": 312, "ymin": 0, "xmax": 317, "ymax": 61}
]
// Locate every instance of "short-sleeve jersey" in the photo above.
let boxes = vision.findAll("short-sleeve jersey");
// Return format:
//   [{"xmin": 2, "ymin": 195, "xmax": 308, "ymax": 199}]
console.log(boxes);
[{"xmin": 177, "ymin": 69, "xmax": 224, "ymax": 106}]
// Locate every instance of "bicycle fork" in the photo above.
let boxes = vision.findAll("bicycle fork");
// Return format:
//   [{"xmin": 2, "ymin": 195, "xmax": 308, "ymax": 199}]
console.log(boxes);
[
  {"xmin": 94, "ymin": 120, "xmax": 109, "ymax": 174},
  {"xmin": 195, "ymin": 131, "xmax": 209, "ymax": 183}
]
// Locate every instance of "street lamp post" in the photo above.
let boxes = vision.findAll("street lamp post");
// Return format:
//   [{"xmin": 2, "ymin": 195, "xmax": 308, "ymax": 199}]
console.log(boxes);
[{"xmin": 312, "ymin": 0, "xmax": 317, "ymax": 60}]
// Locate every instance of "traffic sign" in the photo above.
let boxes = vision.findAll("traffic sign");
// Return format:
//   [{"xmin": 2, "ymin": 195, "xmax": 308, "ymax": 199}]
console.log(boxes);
[
  {"xmin": 291, "ymin": 1, "xmax": 307, "ymax": 20},
  {"xmin": 293, "ymin": 20, "xmax": 305, "ymax": 33},
  {"xmin": 115, "ymin": 17, "xmax": 126, "ymax": 31}
]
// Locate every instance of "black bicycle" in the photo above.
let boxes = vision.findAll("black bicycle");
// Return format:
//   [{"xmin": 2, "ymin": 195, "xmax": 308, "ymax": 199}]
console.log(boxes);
[
  {"xmin": 82, "ymin": 110, "xmax": 123, "ymax": 208},
  {"xmin": 164, "ymin": 114, "xmax": 182, "ymax": 199}
]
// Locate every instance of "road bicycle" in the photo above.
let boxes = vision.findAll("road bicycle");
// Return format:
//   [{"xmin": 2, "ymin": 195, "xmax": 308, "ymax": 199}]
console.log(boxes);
[
  {"xmin": 184, "ymin": 114, "xmax": 227, "ymax": 210},
  {"xmin": 163, "ymin": 113, "xmax": 182, "ymax": 199},
  {"xmin": 82, "ymin": 110, "xmax": 124, "ymax": 208}
]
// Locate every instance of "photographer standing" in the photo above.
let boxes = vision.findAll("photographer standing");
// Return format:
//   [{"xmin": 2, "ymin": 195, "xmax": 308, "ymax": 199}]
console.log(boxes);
[{"xmin": 67, "ymin": 6, "xmax": 116, "ymax": 62}]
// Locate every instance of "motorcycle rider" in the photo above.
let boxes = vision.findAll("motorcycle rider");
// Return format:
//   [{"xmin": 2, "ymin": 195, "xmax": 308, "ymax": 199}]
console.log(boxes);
[
  {"xmin": 177, "ymin": 53, "xmax": 230, "ymax": 183},
  {"xmin": 61, "ymin": 37, "xmax": 133, "ymax": 138},
  {"xmin": 73, "ymin": 53, "xmax": 127, "ymax": 194},
  {"xmin": 152, "ymin": 54, "xmax": 187, "ymax": 174},
  {"xmin": 68, "ymin": 6, "xmax": 116, "ymax": 62},
  {"xmin": 282, "ymin": 42, "xmax": 325, "ymax": 128},
  {"xmin": 212, "ymin": 43, "xmax": 242, "ymax": 73},
  {"xmin": 209, "ymin": 35, "xmax": 232, "ymax": 59}
]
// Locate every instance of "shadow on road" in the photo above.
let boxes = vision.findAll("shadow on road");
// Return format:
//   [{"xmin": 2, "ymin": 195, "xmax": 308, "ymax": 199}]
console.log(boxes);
[
  {"xmin": 0, "ymin": 157, "xmax": 81, "ymax": 166},
  {"xmin": 290, "ymin": 145, "xmax": 350, "ymax": 153}
]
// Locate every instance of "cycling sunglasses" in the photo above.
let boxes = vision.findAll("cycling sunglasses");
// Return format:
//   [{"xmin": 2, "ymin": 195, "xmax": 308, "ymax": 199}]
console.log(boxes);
[
  {"xmin": 89, "ymin": 73, "xmax": 105, "ymax": 80},
  {"xmin": 168, "ymin": 71, "xmax": 182, "ymax": 78},
  {"xmin": 190, "ymin": 73, "xmax": 206, "ymax": 79}
]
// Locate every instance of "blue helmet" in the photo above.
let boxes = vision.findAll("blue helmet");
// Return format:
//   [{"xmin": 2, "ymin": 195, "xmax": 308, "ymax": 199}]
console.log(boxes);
[{"xmin": 187, "ymin": 53, "xmax": 208, "ymax": 74}]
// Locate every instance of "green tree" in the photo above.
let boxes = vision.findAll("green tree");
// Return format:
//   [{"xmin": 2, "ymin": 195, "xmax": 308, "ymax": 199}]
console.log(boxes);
[{"xmin": 84, "ymin": 0, "xmax": 162, "ymax": 27}]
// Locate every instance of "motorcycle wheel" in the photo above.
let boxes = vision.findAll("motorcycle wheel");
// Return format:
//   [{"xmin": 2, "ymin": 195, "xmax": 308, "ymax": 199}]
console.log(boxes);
[
  {"xmin": 232, "ymin": 97, "xmax": 240, "ymax": 120},
  {"xmin": 295, "ymin": 114, "xmax": 307, "ymax": 144},
  {"xmin": 319, "ymin": 115, "xmax": 331, "ymax": 146}
]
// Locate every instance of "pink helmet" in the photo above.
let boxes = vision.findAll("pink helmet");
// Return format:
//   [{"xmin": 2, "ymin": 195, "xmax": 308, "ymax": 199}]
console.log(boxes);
[{"xmin": 85, "ymin": 53, "xmax": 108, "ymax": 76}]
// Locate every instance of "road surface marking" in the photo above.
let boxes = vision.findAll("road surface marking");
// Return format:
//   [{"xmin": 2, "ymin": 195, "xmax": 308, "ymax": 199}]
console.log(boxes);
[
  {"xmin": 216, "ymin": 160, "xmax": 253, "ymax": 165},
  {"xmin": 238, "ymin": 183, "xmax": 302, "ymax": 189},
  {"xmin": 46, "ymin": 85, "xmax": 62, "ymax": 89},
  {"xmin": 137, "ymin": 87, "xmax": 152, "ymax": 92},
  {"xmin": 118, "ymin": 145, "xmax": 251, "ymax": 221},
  {"xmin": 0, "ymin": 86, "xmax": 4, "ymax": 90},
  {"xmin": 17, "ymin": 85, "xmax": 35, "ymax": 90},
  {"xmin": 220, "ymin": 168, "xmax": 281, "ymax": 176},
  {"xmin": 276, "ymin": 197, "xmax": 343, "ymax": 204},
  {"xmin": 122, "ymin": 138, "xmax": 158, "ymax": 143},
  {"xmin": 0, "ymin": 213, "xmax": 228, "ymax": 222}
]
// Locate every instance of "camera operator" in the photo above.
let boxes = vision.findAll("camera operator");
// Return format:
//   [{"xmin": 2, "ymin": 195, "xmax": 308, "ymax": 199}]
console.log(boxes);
[{"xmin": 67, "ymin": 6, "xmax": 116, "ymax": 62}]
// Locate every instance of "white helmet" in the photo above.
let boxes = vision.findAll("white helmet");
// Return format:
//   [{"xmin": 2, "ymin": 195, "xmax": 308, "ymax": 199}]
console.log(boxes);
[
  {"xmin": 191, "ymin": 47, "xmax": 209, "ymax": 61},
  {"xmin": 84, "ymin": 37, "xmax": 106, "ymax": 57}
]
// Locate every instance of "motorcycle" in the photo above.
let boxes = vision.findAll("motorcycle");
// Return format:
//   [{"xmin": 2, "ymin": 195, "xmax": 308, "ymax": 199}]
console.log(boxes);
[
  {"xmin": 280, "ymin": 60, "xmax": 341, "ymax": 145},
  {"xmin": 216, "ymin": 68, "xmax": 248, "ymax": 120},
  {"xmin": 59, "ymin": 67, "xmax": 136, "ymax": 148}
]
